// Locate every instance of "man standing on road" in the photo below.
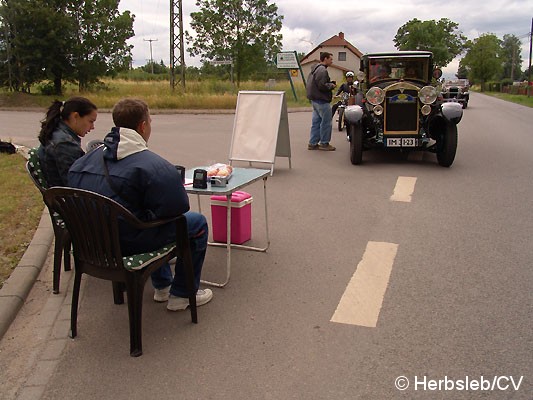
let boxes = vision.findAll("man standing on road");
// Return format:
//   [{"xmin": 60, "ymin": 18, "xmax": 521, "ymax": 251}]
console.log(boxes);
[{"xmin": 306, "ymin": 52, "xmax": 337, "ymax": 151}]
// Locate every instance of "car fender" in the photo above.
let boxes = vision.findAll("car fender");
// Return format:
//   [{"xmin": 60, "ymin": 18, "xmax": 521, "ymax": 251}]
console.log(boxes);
[
  {"xmin": 344, "ymin": 105, "xmax": 364, "ymax": 124},
  {"xmin": 441, "ymin": 102, "xmax": 463, "ymax": 124}
]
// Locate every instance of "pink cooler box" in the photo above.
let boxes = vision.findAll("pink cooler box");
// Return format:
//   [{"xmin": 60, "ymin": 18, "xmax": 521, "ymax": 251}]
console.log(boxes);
[{"xmin": 210, "ymin": 191, "xmax": 253, "ymax": 244}]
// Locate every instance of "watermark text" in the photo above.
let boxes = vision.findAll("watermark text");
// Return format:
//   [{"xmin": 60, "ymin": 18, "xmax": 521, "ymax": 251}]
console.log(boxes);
[{"xmin": 395, "ymin": 375, "xmax": 524, "ymax": 392}]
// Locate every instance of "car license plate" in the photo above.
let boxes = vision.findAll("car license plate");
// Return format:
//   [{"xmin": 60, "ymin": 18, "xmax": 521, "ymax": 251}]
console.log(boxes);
[{"xmin": 386, "ymin": 138, "xmax": 417, "ymax": 147}]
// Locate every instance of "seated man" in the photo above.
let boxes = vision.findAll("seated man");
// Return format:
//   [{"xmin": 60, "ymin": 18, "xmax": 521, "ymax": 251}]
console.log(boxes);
[{"xmin": 68, "ymin": 98, "xmax": 213, "ymax": 311}]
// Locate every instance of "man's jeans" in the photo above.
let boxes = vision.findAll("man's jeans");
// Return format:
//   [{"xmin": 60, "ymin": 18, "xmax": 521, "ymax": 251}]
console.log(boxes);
[
  {"xmin": 150, "ymin": 211, "xmax": 208, "ymax": 297},
  {"xmin": 309, "ymin": 101, "xmax": 333, "ymax": 145}
]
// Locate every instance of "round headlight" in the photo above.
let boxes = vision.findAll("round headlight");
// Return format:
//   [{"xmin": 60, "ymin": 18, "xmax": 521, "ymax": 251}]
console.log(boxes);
[
  {"xmin": 373, "ymin": 105, "xmax": 383, "ymax": 115},
  {"xmin": 366, "ymin": 87, "xmax": 385, "ymax": 105},
  {"xmin": 419, "ymin": 86, "xmax": 437, "ymax": 105},
  {"xmin": 421, "ymin": 104, "xmax": 432, "ymax": 115}
]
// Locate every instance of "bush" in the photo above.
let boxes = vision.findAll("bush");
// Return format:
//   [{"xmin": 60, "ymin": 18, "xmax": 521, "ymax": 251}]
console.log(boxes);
[
  {"xmin": 501, "ymin": 78, "xmax": 513, "ymax": 87},
  {"xmin": 36, "ymin": 81, "xmax": 63, "ymax": 96}
]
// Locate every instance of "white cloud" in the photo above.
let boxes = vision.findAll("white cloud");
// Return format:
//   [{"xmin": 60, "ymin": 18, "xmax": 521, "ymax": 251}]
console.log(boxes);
[{"xmin": 119, "ymin": 0, "xmax": 533, "ymax": 74}]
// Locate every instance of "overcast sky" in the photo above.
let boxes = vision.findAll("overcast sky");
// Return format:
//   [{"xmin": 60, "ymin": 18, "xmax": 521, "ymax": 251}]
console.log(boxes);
[{"xmin": 118, "ymin": 0, "xmax": 533, "ymax": 78}]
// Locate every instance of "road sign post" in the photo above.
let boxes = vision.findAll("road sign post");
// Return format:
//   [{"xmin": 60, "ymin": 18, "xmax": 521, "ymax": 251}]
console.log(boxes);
[{"xmin": 276, "ymin": 51, "xmax": 304, "ymax": 101}]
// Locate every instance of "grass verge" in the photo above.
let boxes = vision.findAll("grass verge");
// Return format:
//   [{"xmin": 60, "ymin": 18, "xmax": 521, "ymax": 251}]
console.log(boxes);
[
  {"xmin": 475, "ymin": 90, "xmax": 533, "ymax": 108},
  {"xmin": 0, "ymin": 78, "xmax": 311, "ymax": 110},
  {"xmin": 0, "ymin": 153, "xmax": 43, "ymax": 289}
]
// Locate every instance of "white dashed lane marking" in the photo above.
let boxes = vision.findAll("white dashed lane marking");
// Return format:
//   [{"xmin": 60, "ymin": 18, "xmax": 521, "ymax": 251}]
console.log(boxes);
[
  {"xmin": 331, "ymin": 241, "xmax": 399, "ymax": 327},
  {"xmin": 390, "ymin": 176, "xmax": 417, "ymax": 202}
]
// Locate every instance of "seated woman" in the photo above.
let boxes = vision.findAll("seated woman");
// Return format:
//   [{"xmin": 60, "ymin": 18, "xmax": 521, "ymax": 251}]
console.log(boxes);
[{"xmin": 38, "ymin": 97, "xmax": 98, "ymax": 186}]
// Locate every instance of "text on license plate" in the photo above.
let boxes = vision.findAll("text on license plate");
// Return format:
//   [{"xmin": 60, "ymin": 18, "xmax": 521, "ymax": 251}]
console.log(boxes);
[{"xmin": 386, "ymin": 138, "xmax": 417, "ymax": 147}]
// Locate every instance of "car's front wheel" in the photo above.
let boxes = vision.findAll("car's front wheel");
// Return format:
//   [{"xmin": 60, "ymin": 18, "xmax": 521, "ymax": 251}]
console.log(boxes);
[
  {"xmin": 436, "ymin": 123, "xmax": 457, "ymax": 167},
  {"xmin": 349, "ymin": 123, "xmax": 363, "ymax": 165}
]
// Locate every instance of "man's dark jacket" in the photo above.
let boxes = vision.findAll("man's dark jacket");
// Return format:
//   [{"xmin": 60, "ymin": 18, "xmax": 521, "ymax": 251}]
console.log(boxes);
[
  {"xmin": 306, "ymin": 63, "xmax": 334, "ymax": 103},
  {"xmin": 68, "ymin": 127, "xmax": 189, "ymax": 255}
]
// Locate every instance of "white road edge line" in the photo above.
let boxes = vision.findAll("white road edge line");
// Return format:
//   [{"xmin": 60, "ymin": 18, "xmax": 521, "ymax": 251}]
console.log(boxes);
[
  {"xmin": 330, "ymin": 241, "xmax": 399, "ymax": 327},
  {"xmin": 390, "ymin": 176, "xmax": 417, "ymax": 202}
]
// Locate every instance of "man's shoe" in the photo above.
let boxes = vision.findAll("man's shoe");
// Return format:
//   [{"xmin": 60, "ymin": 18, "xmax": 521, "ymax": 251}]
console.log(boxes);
[
  {"xmin": 167, "ymin": 289, "xmax": 213, "ymax": 311},
  {"xmin": 153, "ymin": 286, "xmax": 171, "ymax": 302},
  {"xmin": 308, "ymin": 143, "xmax": 319, "ymax": 150},
  {"xmin": 318, "ymin": 143, "xmax": 336, "ymax": 151}
]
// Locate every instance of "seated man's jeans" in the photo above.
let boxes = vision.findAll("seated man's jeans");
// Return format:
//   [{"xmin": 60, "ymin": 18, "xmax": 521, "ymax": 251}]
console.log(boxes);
[{"xmin": 150, "ymin": 211, "xmax": 208, "ymax": 297}]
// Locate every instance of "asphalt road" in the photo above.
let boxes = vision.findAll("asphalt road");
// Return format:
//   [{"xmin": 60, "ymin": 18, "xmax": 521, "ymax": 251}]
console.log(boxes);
[{"xmin": 0, "ymin": 92, "xmax": 531, "ymax": 399}]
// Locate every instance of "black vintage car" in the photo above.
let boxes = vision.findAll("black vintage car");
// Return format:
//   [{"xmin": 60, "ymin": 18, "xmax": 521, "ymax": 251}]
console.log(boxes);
[
  {"xmin": 442, "ymin": 79, "xmax": 470, "ymax": 108},
  {"xmin": 344, "ymin": 51, "xmax": 463, "ymax": 167}
]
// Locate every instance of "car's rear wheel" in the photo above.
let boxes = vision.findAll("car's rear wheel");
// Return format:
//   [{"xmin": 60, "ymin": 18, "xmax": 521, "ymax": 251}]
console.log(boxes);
[
  {"xmin": 349, "ymin": 123, "xmax": 363, "ymax": 165},
  {"xmin": 338, "ymin": 108, "xmax": 344, "ymax": 131},
  {"xmin": 462, "ymin": 101, "xmax": 468, "ymax": 109},
  {"xmin": 436, "ymin": 123, "xmax": 457, "ymax": 167}
]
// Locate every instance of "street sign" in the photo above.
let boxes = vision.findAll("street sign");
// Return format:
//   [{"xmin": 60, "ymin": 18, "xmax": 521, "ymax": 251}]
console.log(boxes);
[
  {"xmin": 211, "ymin": 60, "xmax": 232, "ymax": 65},
  {"xmin": 276, "ymin": 52, "xmax": 299, "ymax": 69}
]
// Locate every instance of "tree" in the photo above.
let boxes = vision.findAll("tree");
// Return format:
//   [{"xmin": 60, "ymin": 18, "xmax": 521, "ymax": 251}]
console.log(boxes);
[
  {"xmin": 186, "ymin": 0, "xmax": 283, "ymax": 86},
  {"xmin": 461, "ymin": 34, "xmax": 502, "ymax": 90},
  {"xmin": 0, "ymin": 0, "xmax": 73, "ymax": 94},
  {"xmin": 142, "ymin": 60, "xmax": 169, "ymax": 75},
  {"xmin": 0, "ymin": 0, "xmax": 133, "ymax": 93},
  {"xmin": 501, "ymin": 34, "xmax": 523, "ymax": 81},
  {"xmin": 67, "ymin": 0, "xmax": 134, "ymax": 91},
  {"xmin": 394, "ymin": 18, "xmax": 467, "ymax": 67},
  {"xmin": 456, "ymin": 61, "xmax": 469, "ymax": 79}
]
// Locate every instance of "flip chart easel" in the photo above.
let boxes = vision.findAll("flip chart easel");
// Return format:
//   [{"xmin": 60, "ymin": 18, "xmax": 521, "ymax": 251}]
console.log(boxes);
[{"xmin": 229, "ymin": 91, "xmax": 291, "ymax": 175}]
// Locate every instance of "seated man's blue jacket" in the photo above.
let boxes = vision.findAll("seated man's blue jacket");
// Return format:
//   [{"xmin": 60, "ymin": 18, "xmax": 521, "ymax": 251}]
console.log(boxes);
[{"xmin": 68, "ymin": 127, "xmax": 190, "ymax": 255}]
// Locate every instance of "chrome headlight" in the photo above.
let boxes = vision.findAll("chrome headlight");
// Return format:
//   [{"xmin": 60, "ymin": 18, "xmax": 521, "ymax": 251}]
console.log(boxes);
[
  {"xmin": 373, "ymin": 105, "xmax": 383, "ymax": 115},
  {"xmin": 421, "ymin": 104, "xmax": 431, "ymax": 116},
  {"xmin": 366, "ymin": 87, "xmax": 385, "ymax": 105},
  {"xmin": 419, "ymin": 86, "xmax": 437, "ymax": 104}
]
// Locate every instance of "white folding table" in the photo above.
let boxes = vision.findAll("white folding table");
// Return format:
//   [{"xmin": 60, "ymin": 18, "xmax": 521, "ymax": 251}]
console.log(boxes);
[{"xmin": 184, "ymin": 167, "xmax": 270, "ymax": 287}]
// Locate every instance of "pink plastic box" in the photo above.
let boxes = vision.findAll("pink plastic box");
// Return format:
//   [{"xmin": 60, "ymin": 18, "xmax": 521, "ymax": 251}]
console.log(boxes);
[{"xmin": 210, "ymin": 191, "xmax": 253, "ymax": 244}]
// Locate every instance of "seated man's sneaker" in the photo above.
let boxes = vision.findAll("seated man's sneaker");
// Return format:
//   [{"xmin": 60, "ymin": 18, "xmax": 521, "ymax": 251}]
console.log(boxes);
[
  {"xmin": 167, "ymin": 289, "xmax": 213, "ymax": 311},
  {"xmin": 153, "ymin": 286, "xmax": 171, "ymax": 302}
]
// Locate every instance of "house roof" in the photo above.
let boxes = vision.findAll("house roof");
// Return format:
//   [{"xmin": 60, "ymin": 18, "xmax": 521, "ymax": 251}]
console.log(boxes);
[
  {"xmin": 300, "ymin": 32, "xmax": 364, "ymax": 64},
  {"xmin": 300, "ymin": 58, "xmax": 354, "ymax": 74}
]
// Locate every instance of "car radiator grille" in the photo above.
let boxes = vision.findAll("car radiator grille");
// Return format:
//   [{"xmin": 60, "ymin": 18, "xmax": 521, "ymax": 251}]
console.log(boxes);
[
  {"xmin": 384, "ymin": 89, "xmax": 418, "ymax": 133},
  {"xmin": 448, "ymin": 87, "xmax": 459, "ymax": 98}
]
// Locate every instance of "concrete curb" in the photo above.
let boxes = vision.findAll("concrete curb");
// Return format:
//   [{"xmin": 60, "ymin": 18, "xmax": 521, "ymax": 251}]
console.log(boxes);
[{"xmin": 0, "ymin": 208, "xmax": 53, "ymax": 340}]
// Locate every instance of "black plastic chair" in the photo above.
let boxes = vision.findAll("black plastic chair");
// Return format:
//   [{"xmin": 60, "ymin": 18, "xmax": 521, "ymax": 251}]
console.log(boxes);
[
  {"xmin": 26, "ymin": 148, "xmax": 71, "ymax": 294},
  {"xmin": 43, "ymin": 187, "xmax": 198, "ymax": 357}
]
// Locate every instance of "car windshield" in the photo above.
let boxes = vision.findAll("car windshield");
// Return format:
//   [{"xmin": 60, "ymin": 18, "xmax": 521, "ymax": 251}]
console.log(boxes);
[{"xmin": 368, "ymin": 57, "xmax": 428, "ymax": 83}]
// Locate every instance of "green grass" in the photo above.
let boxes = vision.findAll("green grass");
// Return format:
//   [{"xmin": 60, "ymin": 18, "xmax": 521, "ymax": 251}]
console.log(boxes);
[
  {"xmin": 479, "ymin": 91, "xmax": 533, "ymax": 108},
  {"xmin": 0, "ymin": 78, "xmax": 311, "ymax": 110},
  {"xmin": 0, "ymin": 153, "xmax": 43, "ymax": 289}
]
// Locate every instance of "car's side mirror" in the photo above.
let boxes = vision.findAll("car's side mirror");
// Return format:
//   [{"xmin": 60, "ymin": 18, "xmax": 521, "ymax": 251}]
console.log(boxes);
[{"xmin": 433, "ymin": 68, "xmax": 443, "ymax": 79}]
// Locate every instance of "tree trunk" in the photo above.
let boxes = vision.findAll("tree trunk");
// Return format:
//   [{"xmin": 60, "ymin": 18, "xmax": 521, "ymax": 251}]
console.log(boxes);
[{"xmin": 53, "ymin": 76, "xmax": 62, "ymax": 96}]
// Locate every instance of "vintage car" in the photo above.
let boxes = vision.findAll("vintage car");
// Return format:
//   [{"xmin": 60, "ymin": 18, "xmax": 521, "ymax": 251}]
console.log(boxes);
[
  {"xmin": 344, "ymin": 51, "xmax": 463, "ymax": 167},
  {"xmin": 441, "ymin": 79, "xmax": 469, "ymax": 108}
]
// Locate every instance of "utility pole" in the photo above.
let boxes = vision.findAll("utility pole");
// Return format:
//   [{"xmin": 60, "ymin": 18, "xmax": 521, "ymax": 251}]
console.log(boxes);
[
  {"xmin": 144, "ymin": 38, "xmax": 158, "ymax": 74},
  {"xmin": 170, "ymin": 0, "xmax": 186, "ymax": 90},
  {"xmin": 527, "ymin": 18, "xmax": 533, "ymax": 97}
]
